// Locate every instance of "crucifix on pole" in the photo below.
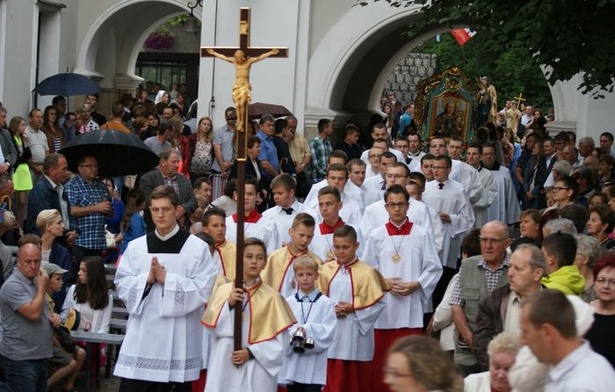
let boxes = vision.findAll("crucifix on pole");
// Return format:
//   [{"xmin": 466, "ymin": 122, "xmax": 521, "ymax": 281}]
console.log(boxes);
[{"xmin": 201, "ymin": 7, "xmax": 288, "ymax": 351}]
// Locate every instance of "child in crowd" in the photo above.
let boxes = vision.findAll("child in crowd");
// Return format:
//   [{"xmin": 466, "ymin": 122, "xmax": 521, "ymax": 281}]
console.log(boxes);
[
  {"xmin": 279, "ymin": 256, "xmax": 337, "ymax": 392},
  {"xmin": 202, "ymin": 207, "xmax": 236, "ymax": 280},
  {"xmin": 118, "ymin": 189, "xmax": 146, "ymax": 254},
  {"xmin": 43, "ymin": 263, "xmax": 86, "ymax": 392},
  {"xmin": 203, "ymin": 238, "xmax": 296, "ymax": 392},
  {"xmin": 262, "ymin": 213, "xmax": 322, "ymax": 297},
  {"xmin": 317, "ymin": 225, "xmax": 388, "ymax": 392}
]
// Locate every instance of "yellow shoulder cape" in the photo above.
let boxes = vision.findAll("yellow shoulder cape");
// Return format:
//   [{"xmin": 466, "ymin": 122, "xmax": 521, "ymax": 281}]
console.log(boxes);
[
  {"xmin": 317, "ymin": 259, "xmax": 390, "ymax": 310},
  {"xmin": 202, "ymin": 280, "xmax": 297, "ymax": 344}
]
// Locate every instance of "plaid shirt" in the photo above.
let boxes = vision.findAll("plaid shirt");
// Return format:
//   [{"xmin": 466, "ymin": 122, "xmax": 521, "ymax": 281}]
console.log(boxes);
[
  {"xmin": 449, "ymin": 256, "xmax": 510, "ymax": 307},
  {"xmin": 65, "ymin": 176, "xmax": 110, "ymax": 250},
  {"xmin": 308, "ymin": 136, "xmax": 332, "ymax": 183}
]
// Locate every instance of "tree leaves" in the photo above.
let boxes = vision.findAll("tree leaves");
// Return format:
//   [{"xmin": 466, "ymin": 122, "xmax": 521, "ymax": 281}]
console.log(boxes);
[{"xmin": 358, "ymin": 0, "xmax": 615, "ymax": 97}]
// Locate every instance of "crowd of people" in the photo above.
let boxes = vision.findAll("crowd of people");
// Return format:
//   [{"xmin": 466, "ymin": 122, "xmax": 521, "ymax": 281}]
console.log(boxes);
[{"xmin": 0, "ymin": 87, "xmax": 615, "ymax": 392}]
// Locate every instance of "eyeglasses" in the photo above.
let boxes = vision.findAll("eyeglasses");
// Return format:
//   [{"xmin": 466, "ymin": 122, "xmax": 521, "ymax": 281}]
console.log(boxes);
[
  {"xmin": 385, "ymin": 202, "xmax": 409, "ymax": 209},
  {"xmin": 552, "ymin": 186, "xmax": 570, "ymax": 192},
  {"xmin": 431, "ymin": 166, "xmax": 448, "ymax": 170},
  {"xmin": 479, "ymin": 237, "xmax": 508, "ymax": 245},
  {"xmin": 595, "ymin": 277, "xmax": 615, "ymax": 287},
  {"xmin": 79, "ymin": 164, "xmax": 99, "ymax": 169}
]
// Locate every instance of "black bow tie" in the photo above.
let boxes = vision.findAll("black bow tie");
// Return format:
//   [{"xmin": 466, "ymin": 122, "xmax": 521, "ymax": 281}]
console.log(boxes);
[
  {"xmin": 438, "ymin": 183, "xmax": 444, "ymax": 190},
  {"xmin": 282, "ymin": 207, "xmax": 294, "ymax": 215}
]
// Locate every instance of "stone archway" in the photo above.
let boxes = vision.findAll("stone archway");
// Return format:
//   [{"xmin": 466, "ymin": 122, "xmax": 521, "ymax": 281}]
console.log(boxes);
[
  {"xmin": 75, "ymin": 0, "xmax": 198, "ymax": 98},
  {"xmin": 304, "ymin": 2, "xmax": 575, "ymax": 135}
]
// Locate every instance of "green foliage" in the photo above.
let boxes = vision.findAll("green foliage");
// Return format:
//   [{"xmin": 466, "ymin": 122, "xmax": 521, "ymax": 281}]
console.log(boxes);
[
  {"xmin": 416, "ymin": 34, "xmax": 553, "ymax": 110},
  {"xmin": 359, "ymin": 0, "xmax": 615, "ymax": 97}
]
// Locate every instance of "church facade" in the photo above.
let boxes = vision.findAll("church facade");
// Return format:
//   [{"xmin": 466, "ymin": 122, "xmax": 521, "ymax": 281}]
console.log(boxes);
[{"xmin": 1, "ymin": 0, "xmax": 612, "ymax": 138}]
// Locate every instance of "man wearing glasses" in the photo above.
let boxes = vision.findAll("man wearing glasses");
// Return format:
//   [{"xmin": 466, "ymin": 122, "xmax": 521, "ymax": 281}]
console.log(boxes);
[
  {"xmin": 363, "ymin": 184, "xmax": 442, "ymax": 391},
  {"xmin": 449, "ymin": 220, "xmax": 511, "ymax": 376},
  {"xmin": 65, "ymin": 155, "xmax": 112, "ymax": 283}
]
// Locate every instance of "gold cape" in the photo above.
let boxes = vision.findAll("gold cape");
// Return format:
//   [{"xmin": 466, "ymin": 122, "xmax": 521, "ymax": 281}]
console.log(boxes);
[
  {"xmin": 317, "ymin": 259, "xmax": 390, "ymax": 310},
  {"xmin": 215, "ymin": 240, "xmax": 237, "ymax": 280},
  {"xmin": 261, "ymin": 246, "xmax": 322, "ymax": 291},
  {"xmin": 201, "ymin": 280, "xmax": 297, "ymax": 344}
]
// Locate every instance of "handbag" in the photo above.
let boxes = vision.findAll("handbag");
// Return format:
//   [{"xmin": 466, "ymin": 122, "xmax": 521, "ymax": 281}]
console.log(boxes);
[{"xmin": 55, "ymin": 326, "xmax": 76, "ymax": 354}]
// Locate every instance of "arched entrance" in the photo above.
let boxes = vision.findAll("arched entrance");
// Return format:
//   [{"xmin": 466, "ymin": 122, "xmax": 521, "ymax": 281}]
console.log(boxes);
[{"xmin": 75, "ymin": 0, "xmax": 198, "ymax": 101}]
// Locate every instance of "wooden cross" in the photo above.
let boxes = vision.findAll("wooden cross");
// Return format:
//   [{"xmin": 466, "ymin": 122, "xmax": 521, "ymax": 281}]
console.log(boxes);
[
  {"xmin": 513, "ymin": 92, "xmax": 526, "ymax": 108},
  {"xmin": 201, "ymin": 7, "xmax": 288, "ymax": 352}
]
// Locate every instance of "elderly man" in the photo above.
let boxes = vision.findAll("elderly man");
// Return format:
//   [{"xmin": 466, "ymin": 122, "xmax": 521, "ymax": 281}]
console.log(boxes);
[
  {"xmin": 520, "ymin": 290, "xmax": 615, "ymax": 390},
  {"xmin": 449, "ymin": 220, "xmax": 510, "ymax": 375},
  {"xmin": 0, "ymin": 235, "xmax": 62, "ymax": 392},
  {"xmin": 139, "ymin": 148, "xmax": 196, "ymax": 232},
  {"xmin": 473, "ymin": 244, "xmax": 545, "ymax": 370},
  {"xmin": 65, "ymin": 155, "xmax": 112, "ymax": 281}
]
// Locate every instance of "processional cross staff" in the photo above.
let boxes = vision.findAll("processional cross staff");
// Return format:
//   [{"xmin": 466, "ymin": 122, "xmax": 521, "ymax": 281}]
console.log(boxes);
[
  {"xmin": 513, "ymin": 92, "xmax": 526, "ymax": 108},
  {"xmin": 201, "ymin": 7, "xmax": 288, "ymax": 351}
]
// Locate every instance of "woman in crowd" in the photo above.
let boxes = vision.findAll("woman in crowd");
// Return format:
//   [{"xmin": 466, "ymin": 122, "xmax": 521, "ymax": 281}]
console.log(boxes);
[
  {"xmin": 590, "ymin": 192, "xmax": 609, "ymax": 209},
  {"xmin": 187, "ymin": 117, "xmax": 214, "ymax": 184},
  {"xmin": 230, "ymin": 135, "xmax": 262, "ymax": 187},
  {"xmin": 384, "ymin": 335, "xmax": 463, "ymax": 392},
  {"xmin": 75, "ymin": 105, "xmax": 99, "ymax": 135},
  {"xmin": 587, "ymin": 253, "xmax": 615, "ymax": 368},
  {"xmin": 586, "ymin": 204, "xmax": 615, "ymax": 251},
  {"xmin": 42, "ymin": 105, "xmax": 64, "ymax": 153},
  {"xmin": 383, "ymin": 102, "xmax": 396, "ymax": 136},
  {"xmin": 598, "ymin": 154, "xmax": 615, "ymax": 188},
  {"xmin": 167, "ymin": 116, "xmax": 190, "ymax": 176},
  {"xmin": 464, "ymin": 332, "xmax": 520, "ymax": 392},
  {"xmin": 62, "ymin": 256, "xmax": 113, "ymax": 334},
  {"xmin": 8, "ymin": 116, "xmax": 32, "ymax": 229},
  {"xmin": 37, "ymin": 209, "xmax": 72, "ymax": 310},
  {"xmin": 522, "ymin": 139, "xmax": 544, "ymax": 210},
  {"xmin": 541, "ymin": 175, "xmax": 578, "ymax": 224},
  {"xmin": 574, "ymin": 234, "xmax": 602, "ymax": 303},
  {"xmin": 118, "ymin": 189, "xmax": 146, "ymax": 254}
]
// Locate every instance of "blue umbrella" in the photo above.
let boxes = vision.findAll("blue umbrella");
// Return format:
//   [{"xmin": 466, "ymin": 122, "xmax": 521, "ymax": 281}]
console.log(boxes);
[{"xmin": 33, "ymin": 72, "xmax": 102, "ymax": 96}]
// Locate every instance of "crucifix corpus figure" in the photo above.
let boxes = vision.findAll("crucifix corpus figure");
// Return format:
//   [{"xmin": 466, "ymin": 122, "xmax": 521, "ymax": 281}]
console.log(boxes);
[{"xmin": 205, "ymin": 47, "xmax": 280, "ymax": 132}]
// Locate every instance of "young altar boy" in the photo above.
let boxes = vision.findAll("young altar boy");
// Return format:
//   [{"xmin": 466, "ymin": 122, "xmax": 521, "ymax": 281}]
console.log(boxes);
[
  {"xmin": 309, "ymin": 186, "xmax": 346, "ymax": 262},
  {"xmin": 279, "ymin": 255, "xmax": 337, "ymax": 392},
  {"xmin": 317, "ymin": 225, "xmax": 389, "ymax": 392},
  {"xmin": 202, "ymin": 238, "xmax": 296, "ymax": 392},
  {"xmin": 261, "ymin": 213, "xmax": 322, "ymax": 297},
  {"xmin": 202, "ymin": 207, "xmax": 236, "ymax": 280}
]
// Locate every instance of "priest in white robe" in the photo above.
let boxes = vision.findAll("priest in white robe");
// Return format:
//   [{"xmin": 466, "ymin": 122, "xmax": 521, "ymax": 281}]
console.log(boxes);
[
  {"xmin": 481, "ymin": 143, "xmax": 520, "ymax": 225},
  {"xmin": 465, "ymin": 143, "xmax": 499, "ymax": 228},
  {"xmin": 114, "ymin": 186, "xmax": 216, "ymax": 392}
]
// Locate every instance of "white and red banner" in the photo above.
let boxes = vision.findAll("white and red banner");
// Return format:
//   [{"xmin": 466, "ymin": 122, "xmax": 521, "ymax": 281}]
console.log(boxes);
[{"xmin": 451, "ymin": 28, "xmax": 476, "ymax": 46}]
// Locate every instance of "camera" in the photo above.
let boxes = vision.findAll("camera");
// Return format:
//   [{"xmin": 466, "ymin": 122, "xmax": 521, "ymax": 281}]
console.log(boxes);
[{"xmin": 290, "ymin": 328, "xmax": 314, "ymax": 353}]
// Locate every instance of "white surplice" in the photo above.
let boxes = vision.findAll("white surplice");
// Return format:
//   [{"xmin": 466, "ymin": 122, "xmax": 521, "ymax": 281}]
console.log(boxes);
[
  {"xmin": 484, "ymin": 165, "xmax": 520, "ymax": 225},
  {"xmin": 261, "ymin": 199, "xmax": 318, "ymax": 249},
  {"xmin": 113, "ymin": 234, "xmax": 216, "ymax": 383},
  {"xmin": 359, "ymin": 198, "xmax": 443, "ymax": 254},
  {"xmin": 226, "ymin": 215, "xmax": 277, "ymax": 253},
  {"xmin": 326, "ymin": 271, "xmax": 385, "ymax": 361},
  {"xmin": 423, "ymin": 179, "xmax": 475, "ymax": 269},
  {"xmin": 363, "ymin": 223, "xmax": 443, "ymax": 329},
  {"xmin": 451, "ymin": 159, "xmax": 483, "ymax": 206},
  {"xmin": 362, "ymin": 175, "xmax": 386, "ymax": 207},
  {"xmin": 473, "ymin": 165, "xmax": 498, "ymax": 229},
  {"xmin": 205, "ymin": 300, "xmax": 285, "ymax": 392},
  {"xmin": 279, "ymin": 290, "xmax": 337, "ymax": 386}
]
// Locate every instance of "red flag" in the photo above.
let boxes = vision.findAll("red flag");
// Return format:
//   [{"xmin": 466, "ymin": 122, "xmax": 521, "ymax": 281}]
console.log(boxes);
[{"xmin": 451, "ymin": 28, "xmax": 476, "ymax": 46}]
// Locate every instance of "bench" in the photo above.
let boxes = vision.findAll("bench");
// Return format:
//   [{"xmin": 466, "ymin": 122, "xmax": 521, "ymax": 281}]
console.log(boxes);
[{"xmin": 71, "ymin": 331, "xmax": 125, "ymax": 388}]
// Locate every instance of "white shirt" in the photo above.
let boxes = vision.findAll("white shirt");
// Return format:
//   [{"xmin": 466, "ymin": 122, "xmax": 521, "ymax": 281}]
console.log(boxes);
[{"xmin": 546, "ymin": 341, "xmax": 615, "ymax": 391}]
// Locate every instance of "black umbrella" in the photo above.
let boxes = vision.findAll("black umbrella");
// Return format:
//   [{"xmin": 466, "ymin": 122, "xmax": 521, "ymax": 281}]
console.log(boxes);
[
  {"xmin": 228, "ymin": 102, "xmax": 293, "ymax": 120},
  {"xmin": 33, "ymin": 72, "xmax": 102, "ymax": 96},
  {"xmin": 59, "ymin": 130, "xmax": 159, "ymax": 177}
]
